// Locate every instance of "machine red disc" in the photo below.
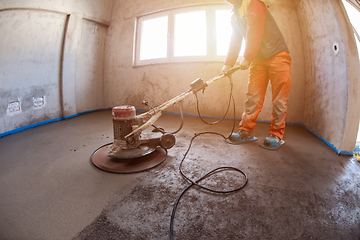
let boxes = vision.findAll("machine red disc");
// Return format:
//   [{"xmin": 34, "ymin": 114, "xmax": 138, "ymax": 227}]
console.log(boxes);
[{"xmin": 91, "ymin": 143, "xmax": 167, "ymax": 174}]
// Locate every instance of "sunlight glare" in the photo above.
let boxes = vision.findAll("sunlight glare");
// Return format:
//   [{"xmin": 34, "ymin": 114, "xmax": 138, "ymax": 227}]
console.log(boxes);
[
  {"xmin": 216, "ymin": 10, "xmax": 232, "ymax": 56},
  {"xmin": 140, "ymin": 16, "xmax": 168, "ymax": 61},
  {"xmin": 342, "ymin": 1, "xmax": 360, "ymax": 60},
  {"xmin": 215, "ymin": 9, "xmax": 245, "ymax": 57},
  {"xmin": 174, "ymin": 10, "xmax": 207, "ymax": 57}
]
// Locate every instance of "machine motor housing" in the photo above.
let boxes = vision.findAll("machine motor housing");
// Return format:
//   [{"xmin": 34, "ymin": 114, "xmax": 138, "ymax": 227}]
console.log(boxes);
[
  {"xmin": 108, "ymin": 105, "xmax": 175, "ymax": 159},
  {"xmin": 112, "ymin": 105, "xmax": 139, "ymax": 149}
]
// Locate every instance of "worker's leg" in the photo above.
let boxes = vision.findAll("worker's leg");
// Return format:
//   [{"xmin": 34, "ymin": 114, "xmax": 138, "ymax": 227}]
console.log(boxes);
[
  {"xmin": 268, "ymin": 52, "xmax": 291, "ymax": 139},
  {"xmin": 239, "ymin": 60, "xmax": 269, "ymax": 133}
]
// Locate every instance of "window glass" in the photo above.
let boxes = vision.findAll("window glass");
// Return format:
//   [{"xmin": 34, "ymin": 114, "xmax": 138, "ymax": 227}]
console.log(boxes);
[
  {"xmin": 342, "ymin": 1, "xmax": 360, "ymax": 60},
  {"xmin": 215, "ymin": 9, "xmax": 232, "ymax": 56},
  {"xmin": 140, "ymin": 16, "xmax": 168, "ymax": 60},
  {"xmin": 173, "ymin": 10, "xmax": 207, "ymax": 57},
  {"xmin": 134, "ymin": 4, "xmax": 242, "ymax": 65}
]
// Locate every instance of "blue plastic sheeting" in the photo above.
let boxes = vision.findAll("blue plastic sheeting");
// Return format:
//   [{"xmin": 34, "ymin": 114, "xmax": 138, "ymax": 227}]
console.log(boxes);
[
  {"xmin": 0, "ymin": 109, "xmax": 354, "ymax": 155},
  {"xmin": 0, "ymin": 108, "xmax": 111, "ymax": 139}
]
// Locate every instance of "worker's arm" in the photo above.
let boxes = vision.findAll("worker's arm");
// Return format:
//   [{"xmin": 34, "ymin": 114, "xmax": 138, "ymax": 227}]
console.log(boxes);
[
  {"xmin": 223, "ymin": 0, "xmax": 266, "ymax": 72},
  {"xmin": 224, "ymin": 22, "xmax": 243, "ymax": 68},
  {"xmin": 243, "ymin": 0, "xmax": 266, "ymax": 61}
]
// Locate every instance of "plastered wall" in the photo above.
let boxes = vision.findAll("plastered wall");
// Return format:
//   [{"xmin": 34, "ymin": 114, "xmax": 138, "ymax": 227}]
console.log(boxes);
[
  {"xmin": 1, "ymin": 0, "xmax": 359, "ymax": 154},
  {"xmin": 296, "ymin": 0, "xmax": 360, "ymax": 153},
  {"xmin": 104, "ymin": 0, "xmax": 305, "ymax": 124},
  {"xmin": 0, "ymin": 10, "xmax": 66, "ymax": 128},
  {"xmin": 0, "ymin": 0, "xmax": 114, "ymax": 134}
]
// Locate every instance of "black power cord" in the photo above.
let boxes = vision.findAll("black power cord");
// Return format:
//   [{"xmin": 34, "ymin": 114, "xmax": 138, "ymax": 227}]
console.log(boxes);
[
  {"xmin": 151, "ymin": 101, "xmax": 185, "ymax": 135},
  {"xmin": 169, "ymin": 76, "xmax": 248, "ymax": 240},
  {"xmin": 194, "ymin": 76, "xmax": 236, "ymax": 129},
  {"xmin": 91, "ymin": 73, "xmax": 247, "ymax": 239}
]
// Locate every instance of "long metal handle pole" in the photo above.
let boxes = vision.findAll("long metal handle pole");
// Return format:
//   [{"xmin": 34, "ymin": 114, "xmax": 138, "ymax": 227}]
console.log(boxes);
[
  {"xmin": 137, "ymin": 67, "xmax": 240, "ymax": 120},
  {"xmin": 126, "ymin": 67, "xmax": 240, "ymax": 138},
  {"xmin": 137, "ymin": 89, "xmax": 193, "ymax": 120}
]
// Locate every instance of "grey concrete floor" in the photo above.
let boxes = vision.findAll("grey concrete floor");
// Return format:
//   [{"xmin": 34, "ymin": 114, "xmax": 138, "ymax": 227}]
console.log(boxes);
[{"xmin": 0, "ymin": 110, "xmax": 359, "ymax": 240}]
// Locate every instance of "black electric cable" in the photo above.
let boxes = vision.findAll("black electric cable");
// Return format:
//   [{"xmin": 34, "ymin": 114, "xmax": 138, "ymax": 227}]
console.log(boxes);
[
  {"xmin": 179, "ymin": 132, "xmax": 247, "ymax": 193},
  {"xmin": 170, "ymin": 132, "xmax": 248, "ymax": 240},
  {"xmin": 169, "ymin": 75, "xmax": 248, "ymax": 240},
  {"xmin": 194, "ymin": 76, "xmax": 235, "ymax": 126},
  {"xmin": 168, "ymin": 101, "xmax": 184, "ymax": 135},
  {"xmin": 91, "ymin": 72, "xmax": 246, "ymax": 240},
  {"xmin": 195, "ymin": 75, "xmax": 237, "ymax": 139},
  {"xmin": 151, "ymin": 101, "xmax": 184, "ymax": 135}
]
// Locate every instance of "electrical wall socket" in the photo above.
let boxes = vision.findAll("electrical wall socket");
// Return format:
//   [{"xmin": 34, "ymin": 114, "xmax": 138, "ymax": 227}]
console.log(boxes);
[
  {"xmin": 33, "ymin": 96, "xmax": 45, "ymax": 107},
  {"xmin": 8, "ymin": 101, "xmax": 21, "ymax": 113}
]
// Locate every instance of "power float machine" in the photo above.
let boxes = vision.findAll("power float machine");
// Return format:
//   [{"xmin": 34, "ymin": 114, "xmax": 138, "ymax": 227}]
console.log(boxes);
[{"xmin": 91, "ymin": 66, "xmax": 241, "ymax": 173}]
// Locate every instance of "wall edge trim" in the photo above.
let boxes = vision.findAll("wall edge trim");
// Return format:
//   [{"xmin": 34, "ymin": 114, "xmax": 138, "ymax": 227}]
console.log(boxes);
[
  {"xmin": 0, "ymin": 108, "xmax": 111, "ymax": 139},
  {"xmin": 0, "ymin": 108, "xmax": 354, "ymax": 156},
  {"xmin": 139, "ymin": 110, "xmax": 353, "ymax": 155}
]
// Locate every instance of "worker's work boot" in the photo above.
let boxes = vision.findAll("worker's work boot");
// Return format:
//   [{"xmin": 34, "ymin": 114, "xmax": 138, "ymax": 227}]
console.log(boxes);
[
  {"xmin": 226, "ymin": 129, "xmax": 257, "ymax": 144},
  {"xmin": 238, "ymin": 130, "xmax": 252, "ymax": 139},
  {"xmin": 260, "ymin": 134, "xmax": 285, "ymax": 150}
]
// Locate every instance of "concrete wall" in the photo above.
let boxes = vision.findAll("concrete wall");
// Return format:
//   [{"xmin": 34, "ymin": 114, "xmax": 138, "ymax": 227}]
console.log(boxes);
[
  {"xmin": 0, "ymin": 0, "xmax": 114, "ymax": 134},
  {"xmin": 1, "ymin": 0, "xmax": 359, "ymax": 153},
  {"xmin": 104, "ymin": 0, "xmax": 305, "ymax": 124},
  {"xmin": 334, "ymin": 0, "xmax": 360, "ymax": 152},
  {"xmin": 0, "ymin": 10, "xmax": 66, "ymax": 131},
  {"xmin": 296, "ymin": 0, "xmax": 360, "ymax": 153}
]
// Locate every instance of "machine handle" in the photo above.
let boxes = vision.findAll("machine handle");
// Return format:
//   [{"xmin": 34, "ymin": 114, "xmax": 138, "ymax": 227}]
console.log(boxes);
[{"xmin": 125, "ymin": 66, "xmax": 241, "ymax": 138}]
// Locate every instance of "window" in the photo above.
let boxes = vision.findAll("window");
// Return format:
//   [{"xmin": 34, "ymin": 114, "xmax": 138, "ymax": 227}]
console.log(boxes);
[
  {"xmin": 173, "ymin": 10, "xmax": 207, "ymax": 57},
  {"xmin": 133, "ymin": 4, "xmax": 245, "ymax": 66},
  {"xmin": 215, "ymin": 9, "xmax": 233, "ymax": 56},
  {"xmin": 139, "ymin": 15, "xmax": 168, "ymax": 61},
  {"xmin": 342, "ymin": 0, "xmax": 360, "ymax": 153},
  {"xmin": 342, "ymin": 0, "xmax": 360, "ymax": 61}
]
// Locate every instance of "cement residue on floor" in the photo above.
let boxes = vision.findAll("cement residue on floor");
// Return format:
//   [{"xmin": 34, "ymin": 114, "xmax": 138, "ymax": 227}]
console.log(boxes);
[{"xmin": 0, "ymin": 111, "xmax": 359, "ymax": 239}]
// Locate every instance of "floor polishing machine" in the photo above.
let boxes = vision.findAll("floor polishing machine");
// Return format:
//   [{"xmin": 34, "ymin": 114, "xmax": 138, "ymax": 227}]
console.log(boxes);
[{"xmin": 91, "ymin": 66, "xmax": 240, "ymax": 173}]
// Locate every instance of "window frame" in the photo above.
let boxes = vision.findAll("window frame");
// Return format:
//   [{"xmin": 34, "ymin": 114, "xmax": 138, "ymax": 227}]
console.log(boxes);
[
  {"xmin": 134, "ymin": 11, "xmax": 170, "ymax": 65},
  {"xmin": 133, "ymin": 3, "xmax": 234, "ymax": 66}
]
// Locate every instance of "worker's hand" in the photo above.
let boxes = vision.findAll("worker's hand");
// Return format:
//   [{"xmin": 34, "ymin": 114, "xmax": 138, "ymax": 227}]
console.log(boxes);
[
  {"xmin": 222, "ymin": 64, "xmax": 233, "ymax": 73},
  {"xmin": 240, "ymin": 58, "xmax": 251, "ymax": 70}
]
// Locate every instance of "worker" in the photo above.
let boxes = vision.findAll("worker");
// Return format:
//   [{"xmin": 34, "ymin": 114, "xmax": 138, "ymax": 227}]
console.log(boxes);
[{"xmin": 223, "ymin": 0, "xmax": 291, "ymax": 150}]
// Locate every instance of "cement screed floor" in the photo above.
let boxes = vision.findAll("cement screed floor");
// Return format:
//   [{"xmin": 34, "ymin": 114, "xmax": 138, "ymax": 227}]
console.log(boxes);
[{"xmin": 0, "ymin": 110, "xmax": 359, "ymax": 240}]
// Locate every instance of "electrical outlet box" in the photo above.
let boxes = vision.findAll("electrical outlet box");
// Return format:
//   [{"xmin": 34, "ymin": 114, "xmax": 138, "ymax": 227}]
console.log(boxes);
[
  {"xmin": 9, "ymin": 101, "xmax": 21, "ymax": 113},
  {"xmin": 33, "ymin": 96, "xmax": 45, "ymax": 107}
]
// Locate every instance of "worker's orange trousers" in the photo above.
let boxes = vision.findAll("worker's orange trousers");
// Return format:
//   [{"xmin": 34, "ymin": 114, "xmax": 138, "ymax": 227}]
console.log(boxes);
[{"xmin": 239, "ymin": 51, "xmax": 291, "ymax": 139}]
